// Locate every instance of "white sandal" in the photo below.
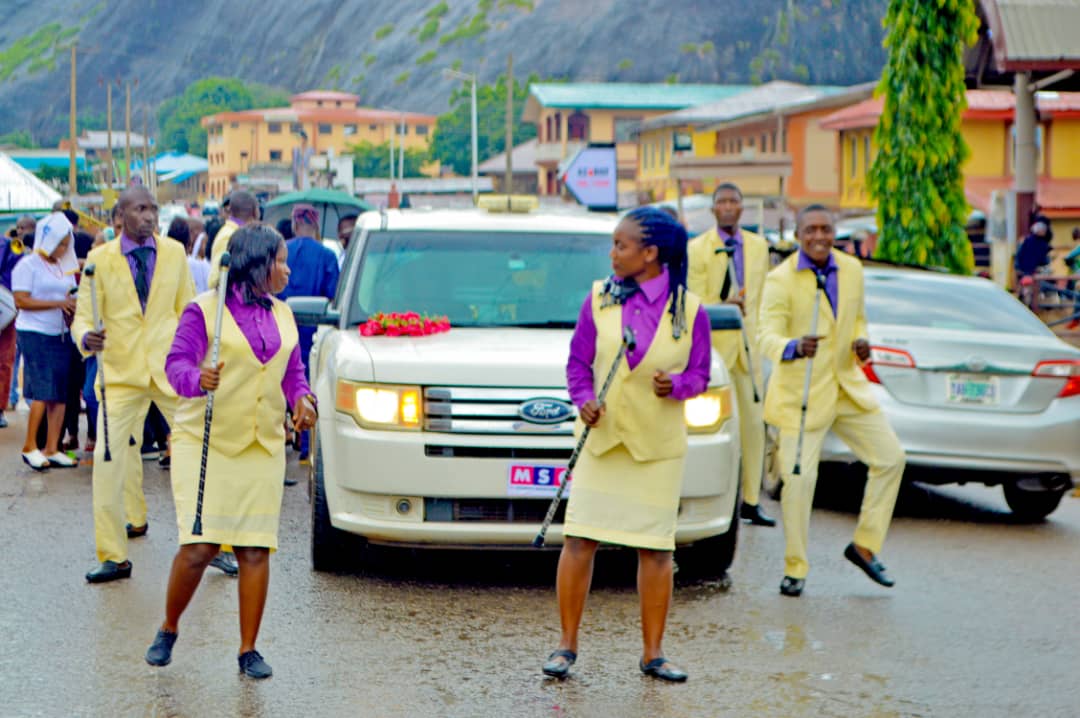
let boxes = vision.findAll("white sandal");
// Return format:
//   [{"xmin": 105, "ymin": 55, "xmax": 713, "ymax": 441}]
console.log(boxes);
[
  {"xmin": 22, "ymin": 450, "xmax": 50, "ymax": 471},
  {"xmin": 45, "ymin": 452, "xmax": 78, "ymax": 469}
]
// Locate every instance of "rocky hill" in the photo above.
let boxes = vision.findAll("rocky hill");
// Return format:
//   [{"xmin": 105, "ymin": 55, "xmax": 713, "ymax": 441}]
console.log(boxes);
[{"xmin": 0, "ymin": 0, "xmax": 887, "ymax": 145}]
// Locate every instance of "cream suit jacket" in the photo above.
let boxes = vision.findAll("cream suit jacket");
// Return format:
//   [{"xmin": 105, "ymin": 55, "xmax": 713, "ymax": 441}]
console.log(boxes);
[
  {"xmin": 687, "ymin": 227, "xmax": 769, "ymax": 373},
  {"xmin": 758, "ymin": 249, "xmax": 877, "ymax": 432},
  {"xmin": 72, "ymin": 236, "xmax": 195, "ymax": 394}
]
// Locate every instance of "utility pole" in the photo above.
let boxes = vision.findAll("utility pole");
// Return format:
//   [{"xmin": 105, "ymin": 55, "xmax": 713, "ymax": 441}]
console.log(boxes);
[
  {"xmin": 388, "ymin": 121, "xmax": 395, "ymax": 180},
  {"xmin": 106, "ymin": 82, "xmax": 113, "ymax": 188},
  {"xmin": 505, "ymin": 54, "xmax": 514, "ymax": 198},
  {"xmin": 442, "ymin": 68, "xmax": 479, "ymax": 203},
  {"xmin": 68, "ymin": 43, "xmax": 77, "ymax": 197},
  {"xmin": 398, "ymin": 114, "xmax": 406, "ymax": 181},
  {"xmin": 125, "ymin": 82, "xmax": 132, "ymax": 185},
  {"xmin": 142, "ymin": 108, "xmax": 150, "ymax": 190}
]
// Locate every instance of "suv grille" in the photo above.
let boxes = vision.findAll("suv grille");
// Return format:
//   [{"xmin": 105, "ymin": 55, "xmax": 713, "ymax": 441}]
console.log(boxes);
[
  {"xmin": 424, "ymin": 386, "xmax": 575, "ymax": 435},
  {"xmin": 424, "ymin": 498, "xmax": 566, "ymax": 523}
]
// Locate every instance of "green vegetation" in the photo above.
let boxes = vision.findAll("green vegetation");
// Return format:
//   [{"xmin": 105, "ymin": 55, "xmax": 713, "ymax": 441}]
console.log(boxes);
[
  {"xmin": 324, "ymin": 64, "xmax": 343, "ymax": 88},
  {"xmin": 450, "ymin": 59, "xmax": 463, "ymax": 71},
  {"xmin": 0, "ymin": 22, "xmax": 71, "ymax": 82},
  {"xmin": 425, "ymin": 2, "xmax": 450, "ymax": 19},
  {"xmin": 440, "ymin": 12, "xmax": 490, "ymax": 46},
  {"xmin": 417, "ymin": 18, "xmax": 440, "ymax": 42},
  {"xmin": 0, "ymin": 130, "xmax": 36, "ymax": 148},
  {"xmin": 374, "ymin": 24, "xmax": 394, "ymax": 40},
  {"xmin": 430, "ymin": 73, "xmax": 538, "ymax": 176},
  {"xmin": 616, "ymin": 59, "xmax": 633, "ymax": 71},
  {"xmin": 348, "ymin": 140, "xmax": 428, "ymax": 178},
  {"xmin": 665, "ymin": 73, "xmax": 679, "ymax": 84},
  {"xmin": 363, "ymin": 53, "xmax": 377, "ymax": 67},
  {"xmin": 498, "ymin": 0, "xmax": 535, "ymax": 10},
  {"xmin": 869, "ymin": 0, "xmax": 978, "ymax": 274},
  {"xmin": 35, "ymin": 165, "xmax": 95, "ymax": 194},
  {"xmin": 394, "ymin": 71, "xmax": 411, "ymax": 85},
  {"xmin": 156, "ymin": 77, "xmax": 290, "ymax": 155},
  {"xmin": 416, "ymin": 51, "xmax": 437, "ymax": 66},
  {"xmin": 350, "ymin": 74, "xmax": 366, "ymax": 86}
]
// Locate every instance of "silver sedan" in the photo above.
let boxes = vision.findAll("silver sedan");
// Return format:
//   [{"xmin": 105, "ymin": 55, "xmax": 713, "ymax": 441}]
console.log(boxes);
[{"xmin": 768, "ymin": 267, "xmax": 1080, "ymax": 519}]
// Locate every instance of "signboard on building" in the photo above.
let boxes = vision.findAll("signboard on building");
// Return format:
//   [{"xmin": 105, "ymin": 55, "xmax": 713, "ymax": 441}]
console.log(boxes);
[{"xmin": 560, "ymin": 143, "xmax": 617, "ymax": 211}]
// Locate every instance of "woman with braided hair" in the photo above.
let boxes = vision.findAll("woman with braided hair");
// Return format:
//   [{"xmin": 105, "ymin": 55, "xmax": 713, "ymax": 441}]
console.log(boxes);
[{"xmin": 542, "ymin": 207, "xmax": 712, "ymax": 683}]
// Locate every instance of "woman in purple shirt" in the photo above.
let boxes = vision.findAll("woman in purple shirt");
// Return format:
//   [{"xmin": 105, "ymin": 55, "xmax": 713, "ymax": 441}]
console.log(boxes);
[
  {"xmin": 145, "ymin": 225, "xmax": 317, "ymax": 679},
  {"xmin": 543, "ymin": 207, "xmax": 711, "ymax": 683}
]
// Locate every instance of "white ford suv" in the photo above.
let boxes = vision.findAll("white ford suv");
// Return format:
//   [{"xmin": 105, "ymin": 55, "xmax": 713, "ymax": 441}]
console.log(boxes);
[{"xmin": 290, "ymin": 207, "xmax": 743, "ymax": 575}]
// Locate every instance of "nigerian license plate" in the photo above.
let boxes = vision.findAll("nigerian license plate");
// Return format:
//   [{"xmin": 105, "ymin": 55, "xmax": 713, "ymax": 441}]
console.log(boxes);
[
  {"xmin": 945, "ymin": 374, "xmax": 1000, "ymax": 405},
  {"xmin": 507, "ymin": 464, "xmax": 569, "ymax": 498}
]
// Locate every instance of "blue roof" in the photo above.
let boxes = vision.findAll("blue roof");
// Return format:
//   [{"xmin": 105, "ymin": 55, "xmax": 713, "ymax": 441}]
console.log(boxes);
[
  {"xmin": 9, "ymin": 156, "xmax": 87, "ymax": 171},
  {"xmin": 528, "ymin": 83, "xmax": 753, "ymax": 110}
]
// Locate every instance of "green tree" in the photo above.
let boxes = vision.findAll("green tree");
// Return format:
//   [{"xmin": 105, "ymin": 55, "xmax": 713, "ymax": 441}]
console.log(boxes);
[
  {"xmin": 347, "ymin": 140, "xmax": 428, "ymax": 178},
  {"xmin": 868, "ymin": 0, "xmax": 978, "ymax": 273},
  {"xmin": 0, "ymin": 130, "xmax": 37, "ymax": 148},
  {"xmin": 157, "ymin": 77, "xmax": 290, "ymax": 156},
  {"xmin": 429, "ymin": 73, "xmax": 538, "ymax": 177},
  {"xmin": 34, "ymin": 165, "xmax": 95, "ymax": 194}
]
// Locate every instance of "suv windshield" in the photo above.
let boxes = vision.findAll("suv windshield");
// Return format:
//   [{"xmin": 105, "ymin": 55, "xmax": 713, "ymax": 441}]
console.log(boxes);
[
  {"xmin": 865, "ymin": 273, "xmax": 1053, "ymax": 336},
  {"xmin": 349, "ymin": 230, "xmax": 611, "ymax": 327}
]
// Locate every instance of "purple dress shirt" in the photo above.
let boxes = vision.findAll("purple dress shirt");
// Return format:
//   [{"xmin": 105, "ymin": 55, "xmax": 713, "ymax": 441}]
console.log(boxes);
[
  {"xmin": 567, "ymin": 268, "xmax": 711, "ymax": 408},
  {"xmin": 717, "ymin": 227, "xmax": 744, "ymax": 287},
  {"xmin": 120, "ymin": 233, "xmax": 157, "ymax": 311},
  {"xmin": 781, "ymin": 250, "xmax": 840, "ymax": 361},
  {"xmin": 166, "ymin": 285, "xmax": 311, "ymax": 409}
]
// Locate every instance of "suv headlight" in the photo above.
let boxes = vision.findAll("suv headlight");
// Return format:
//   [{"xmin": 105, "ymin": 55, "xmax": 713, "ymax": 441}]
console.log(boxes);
[
  {"xmin": 684, "ymin": 386, "xmax": 733, "ymax": 434},
  {"xmin": 336, "ymin": 380, "xmax": 423, "ymax": 430}
]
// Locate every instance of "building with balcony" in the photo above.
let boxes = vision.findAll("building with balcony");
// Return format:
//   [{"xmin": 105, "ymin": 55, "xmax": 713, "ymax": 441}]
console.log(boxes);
[
  {"xmin": 521, "ymin": 83, "xmax": 751, "ymax": 202},
  {"xmin": 820, "ymin": 89, "xmax": 1080, "ymax": 242},
  {"xmin": 201, "ymin": 90, "xmax": 436, "ymax": 199}
]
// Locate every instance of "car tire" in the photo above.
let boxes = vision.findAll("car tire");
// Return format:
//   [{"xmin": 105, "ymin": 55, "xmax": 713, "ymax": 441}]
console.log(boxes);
[
  {"xmin": 311, "ymin": 434, "xmax": 361, "ymax": 572},
  {"xmin": 1002, "ymin": 481, "xmax": 1067, "ymax": 521},
  {"xmin": 675, "ymin": 487, "xmax": 740, "ymax": 580},
  {"xmin": 763, "ymin": 425, "xmax": 782, "ymax": 501}
]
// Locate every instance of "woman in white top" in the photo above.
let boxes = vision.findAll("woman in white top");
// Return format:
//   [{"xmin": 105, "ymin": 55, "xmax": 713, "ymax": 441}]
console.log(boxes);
[
  {"xmin": 167, "ymin": 218, "xmax": 210, "ymax": 293},
  {"xmin": 13, "ymin": 212, "xmax": 79, "ymax": 470}
]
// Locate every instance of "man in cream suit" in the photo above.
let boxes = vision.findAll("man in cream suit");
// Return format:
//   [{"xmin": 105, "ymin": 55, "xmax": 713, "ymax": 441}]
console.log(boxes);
[
  {"xmin": 758, "ymin": 205, "xmax": 905, "ymax": 597},
  {"xmin": 73, "ymin": 186, "xmax": 196, "ymax": 583},
  {"xmin": 688, "ymin": 183, "xmax": 775, "ymax": 527}
]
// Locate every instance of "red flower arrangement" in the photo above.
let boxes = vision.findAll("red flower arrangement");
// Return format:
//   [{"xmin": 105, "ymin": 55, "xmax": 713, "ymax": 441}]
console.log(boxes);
[{"xmin": 359, "ymin": 311, "xmax": 451, "ymax": 337}]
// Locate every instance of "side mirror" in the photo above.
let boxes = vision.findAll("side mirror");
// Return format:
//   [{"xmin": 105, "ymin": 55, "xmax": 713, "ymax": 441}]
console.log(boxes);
[
  {"xmin": 704, "ymin": 304, "xmax": 743, "ymax": 331},
  {"xmin": 287, "ymin": 296, "xmax": 341, "ymax": 326}
]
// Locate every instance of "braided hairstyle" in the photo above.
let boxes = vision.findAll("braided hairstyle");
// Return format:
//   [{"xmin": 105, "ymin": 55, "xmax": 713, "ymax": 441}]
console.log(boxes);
[{"xmin": 622, "ymin": 206, "xmax": 690, "ymax": 338}]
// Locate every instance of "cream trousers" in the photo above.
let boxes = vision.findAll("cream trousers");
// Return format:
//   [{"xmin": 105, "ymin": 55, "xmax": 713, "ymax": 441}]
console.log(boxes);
[
  {"xmin": 731, "ymin": 364, "xmax": 765, "ymax": 506},
  {"xmin": 778, "ymin": 392, "xmax": 905, "ymax": 579}
]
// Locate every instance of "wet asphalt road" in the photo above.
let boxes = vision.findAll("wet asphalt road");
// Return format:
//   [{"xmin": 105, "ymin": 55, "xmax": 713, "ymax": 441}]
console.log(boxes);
[{"xmin": 2, "ymin": 409, "xmax": 1079, "ymax": 718}]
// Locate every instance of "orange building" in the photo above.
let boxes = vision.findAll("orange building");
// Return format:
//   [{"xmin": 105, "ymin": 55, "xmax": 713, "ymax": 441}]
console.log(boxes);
[
  {"xmin": 202, "ymin": 90, "xmax": 436, "ymax": 199},
  {"xmin": 638, "ymin": 81, "xmax": 874, "ymax": 207},
  {"xmin": 820, "ymin": 89, "xmax": 1080, "ymax": 242}
]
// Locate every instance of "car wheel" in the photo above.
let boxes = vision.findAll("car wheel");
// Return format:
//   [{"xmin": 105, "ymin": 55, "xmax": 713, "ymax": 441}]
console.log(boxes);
[
  {"xmin": 311, "ymin": 433, "xmax": 362, "ymax": 571},
  {"xmin": 763, "ymin": 425, "xmax": 782, "ymax": 501},
  {"xmin": 1002, "ymin": 481, "xmax": 1067, "ymax": 521},
  {"xmin": 675, "ymin": 487, "xmax": 740, "ymax": 580}
]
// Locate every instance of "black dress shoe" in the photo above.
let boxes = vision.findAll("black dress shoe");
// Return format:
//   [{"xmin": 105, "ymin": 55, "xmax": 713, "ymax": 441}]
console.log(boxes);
[
  {"xmin": 210, "ymin": 552, "xmax": 239, "ymax": 576},
  {"xmin": 844, "ymin": 543, "xmax": 895, "ymax": 587},
  {"xmin": 640, "ymin": 657, "xmax": 688, "ymax": 683},
  {"xmin": 779, "ymin": 576, "xmax": 805, "ymax": 597},
  {"xmin": 238, "ymin": 650, "xmax": 273, "ymax": 679},
  {"xmin": 146, "ymin": 629, "xmax": 178, "ymax": 666},
  {"xmin": 126, "ymin": 522, "xmax": 149, "ymax": 538},
  {"xmin": 284, "ymin": 477, "xmax": 298, "ymax": 486},
  {"xmin": 542, "ymin": 649, "xmax": 576, "ymax": 678},
  {"xmin": 740, "ymin": 501, "xmax": 777, "ymax": 527},
  {"xmin": 86, "ymin": 560, "xmax": 132, "ymax": 583}
]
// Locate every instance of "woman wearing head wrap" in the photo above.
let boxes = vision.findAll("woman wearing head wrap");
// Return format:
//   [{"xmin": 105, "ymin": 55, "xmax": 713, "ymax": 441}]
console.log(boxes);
[
  {"xmin": 543, "ymin": 207, "xmax": 712, "ymax": 683},
  {"xmin": 12, "ymin": 212, "xmax": 79, "ymax": 469},
  {"xmin": 145, "ymin": 225, "xmax": 316, "ymax": 679}
]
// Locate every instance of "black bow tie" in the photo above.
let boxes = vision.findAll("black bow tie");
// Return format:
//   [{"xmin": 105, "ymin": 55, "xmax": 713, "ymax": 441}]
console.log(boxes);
[{"xmin": 600, "ymin": 276, "xmax": 641, "ymax": 307}]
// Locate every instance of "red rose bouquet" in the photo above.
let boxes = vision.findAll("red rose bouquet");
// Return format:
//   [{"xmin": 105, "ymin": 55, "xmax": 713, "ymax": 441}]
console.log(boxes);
[{"xmin": 359, "ymin": 311, "xmax": 451, "ymax": 337}]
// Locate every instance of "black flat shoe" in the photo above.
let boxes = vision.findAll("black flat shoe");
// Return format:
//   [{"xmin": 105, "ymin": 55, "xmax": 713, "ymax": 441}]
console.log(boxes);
[
  {"xmin": 284, "ymin": 477, "xmax": 298, "ymax": 486},
  {"xmin": 158, "ymin": 455, "xmax": 170, "ymax": 469},
  {"xmin": 86, "ymin": 560, "xmax": 132, "ymax": 583},
  {"xmin": 542, "ymin": 649, "xmax": 576, "ymax": 678},
  {"xmin": 640, "ymin": 657, "xmax": 688, "ymax": 683},
  {"xmin": 740, "ymin": 501, "xmax": 776, "ymax": 527},
  {"xmin": 238, "ymin": 650, "xmax": 273, "ymax": 679},
  {"xmin": 844, "ymin": 543, "xmax": 895, "ymax": 587},
  {"xmin": 779, "ymin": 576, "xmax": 805, "ymax": 597},
  {"xmin": 126, "ymin": 522, "xmax": 149, "ymax": 538},
  {"xmin": 145, "ymin": 629, "xmax": 178, "ymax": 666}
]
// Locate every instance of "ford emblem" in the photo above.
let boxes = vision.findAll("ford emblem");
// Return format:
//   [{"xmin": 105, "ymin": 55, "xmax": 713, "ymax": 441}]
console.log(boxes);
[{"xmin": 518, "ymin": 398, "xmax": 574, "ymax": 425}]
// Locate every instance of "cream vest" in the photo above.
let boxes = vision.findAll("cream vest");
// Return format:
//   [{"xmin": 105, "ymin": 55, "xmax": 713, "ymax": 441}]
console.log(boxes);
[
  {"xmin": 174, "ymin": 293, "xmax": 298, "ymax": 457},
  {"xmin": 580, "ymin": 280, "xmax": 702, "ymax": 462}
]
